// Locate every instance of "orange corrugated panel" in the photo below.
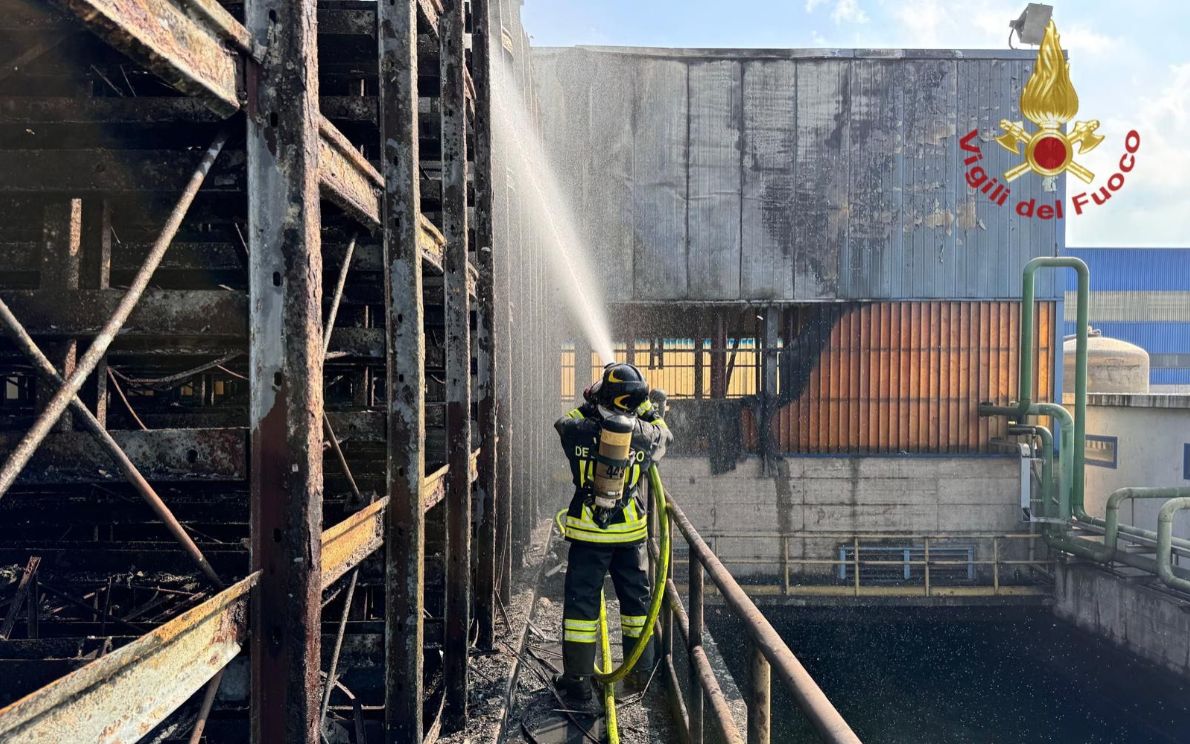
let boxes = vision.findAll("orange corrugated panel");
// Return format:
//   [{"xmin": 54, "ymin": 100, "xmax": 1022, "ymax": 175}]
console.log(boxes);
[
  {"xmin": 867, "ymin": 304, "xmax": 879, "ymax": 451},
  {"xmin": 875, "ymin": 303, "xmax": 888, "ymax": 452},
  {"xmin": 928, "ymin": 302, "xmax": 941, "ymax": 450}
]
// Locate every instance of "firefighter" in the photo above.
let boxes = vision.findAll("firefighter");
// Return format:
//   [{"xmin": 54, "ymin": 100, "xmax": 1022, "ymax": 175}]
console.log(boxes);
[{"xmin": 553, "ymin": 362, "xmax": 672, "ymax": 702}]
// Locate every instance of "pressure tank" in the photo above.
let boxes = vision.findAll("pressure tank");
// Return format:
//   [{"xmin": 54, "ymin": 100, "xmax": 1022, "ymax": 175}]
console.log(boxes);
[{"xmin": 1063, "ymin": 333, "xmax": 1150, "ymax": 394}]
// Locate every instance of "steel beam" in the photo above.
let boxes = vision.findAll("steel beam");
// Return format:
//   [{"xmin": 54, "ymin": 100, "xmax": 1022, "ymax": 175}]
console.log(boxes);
[
  {"xmin": 471, "ymin": 0, "xmax": 498, "ymax": 651},
  {"xmin": 378, "ymin": 0, "xmax": 427, "ymax": 740},
  {"xmin": 0, "ymin": 290, "xmax": 246, "ymax": 338},
  {"xmin": 321, "ymin": 497, "xmax": 389, "ymax": 590},
  {"xmin": 318, "ymin": 117, "xmax": 382, "ymax": 227},
  {"xmin": 440, "ymin": 0, "xmax": 472, "ymax": 727},
  {"xmin": 49, "ymin": 0, "xmax": 242, "ymax": 116},
  {"xmin": 53, "ymin": 0, "xmax": 382, "ymax": 231},
  {"xmin": 0, "ymin": 574, "xmax": 255, "ymax": 743},
  {"xmin": 0, "ymin": 428, "xmax": 245, "ymax": 484},
  {"xmin": 245, "ymin": 0, "xmax": 324, "ymax": 739}
]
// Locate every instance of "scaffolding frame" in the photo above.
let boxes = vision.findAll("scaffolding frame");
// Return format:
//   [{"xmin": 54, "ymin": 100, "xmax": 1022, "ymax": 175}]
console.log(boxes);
[{"xmin": 0, "ymin": 0, "xmax": 556, "ymax": 741}]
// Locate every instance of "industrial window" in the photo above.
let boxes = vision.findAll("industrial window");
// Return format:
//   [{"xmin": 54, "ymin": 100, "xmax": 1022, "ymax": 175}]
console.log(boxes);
[
  {"xmin": 1085, "ymin": 435, "xmax": 1119, "ymax": 469},
  {"xmin": 1184, "ymin": 443, "xmax": 1190, "ymax": 480},
  {"xmin": 560, "ymin": 338, "xmax": 763, "ymax": 402}
]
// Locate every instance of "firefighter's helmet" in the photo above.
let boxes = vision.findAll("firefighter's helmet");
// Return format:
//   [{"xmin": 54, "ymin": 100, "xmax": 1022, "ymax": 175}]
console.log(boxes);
[{"xmin": 591, "ymin": 362, "xmax": 650, "ymax": 414}]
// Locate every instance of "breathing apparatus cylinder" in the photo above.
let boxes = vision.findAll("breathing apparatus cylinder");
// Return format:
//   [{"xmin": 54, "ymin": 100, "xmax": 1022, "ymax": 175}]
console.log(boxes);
[{"xmin": 591, "ymin": 414, "xmax": 633, "ymax": 527}]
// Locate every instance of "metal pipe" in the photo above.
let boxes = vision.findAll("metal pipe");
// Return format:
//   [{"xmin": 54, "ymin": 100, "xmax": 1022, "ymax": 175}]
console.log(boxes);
[
  {"xmin": 748, "ymin": 647, "xmax": 771, "ymax": 744},
  {"xmin": 980, "ymin": 257, "xmax": 1089, "ymax": 513},
  {"xmin": 688, "ymin": 556, "xmax": 705, "ymax": 744},
  {"xmin": 320, "ymin": 570, "xmax": 359, "ymax": 724},
  {"xmin": 0, "ymin": 128, "xmax": 229, "ymax": 499},
  {"xmin": 0, "ymin": 296, "xmax": 223, "ymax": 586},
  {"xmin": 187, "ymin": 669, "xmax": 224, "ymax": 744},
  {"xmin": 1032, "ymin": 403, "xmax": 1073, "ymax": 524},
  {"xmin": 322, "ymin": 233, "xmax": 358, "ymax": 359},
  {"xmin": 667, "ymin": 495, "xmax": 861, "ymax": 744},
  {"xmin": 1157, "ymin": 498, "xmax": 1190, "ymax": 594}
]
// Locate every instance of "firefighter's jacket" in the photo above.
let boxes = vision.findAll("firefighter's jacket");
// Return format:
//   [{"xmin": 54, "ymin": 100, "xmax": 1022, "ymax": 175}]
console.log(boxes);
[{"xmin": 554, "ymin": 403, "xmax": 672, "ymax": 544}]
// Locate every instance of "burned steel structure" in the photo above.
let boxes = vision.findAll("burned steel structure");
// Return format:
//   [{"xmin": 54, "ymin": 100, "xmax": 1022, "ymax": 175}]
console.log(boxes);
[{"xmin": 0, "ymin": 0, "xmax": 557, "ymax": 741}]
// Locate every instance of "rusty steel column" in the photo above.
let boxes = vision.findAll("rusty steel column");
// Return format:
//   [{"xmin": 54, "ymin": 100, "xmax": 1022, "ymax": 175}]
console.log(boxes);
[
  {"xmin": 441, "ymin": 0, "xmax": 473, "ymax": 728},
  {"xmin": 245, "ymin": 0, "xmax": 325, "ymax": 741},
  {"xmin": 80, "ymin": 199, "xmax": 111, "ymax": 425},
  {"xmin": 378, "ymin": 0, "xmax": 426, "ymax": 741},
  {"xmin": 472, "ymin": 0, "xmax": 499, "ymax": 652},
  {"xmin": 38, "ymin": 200, "xmax": 80, "ymax": 432},
  {"xmin": 712, "ymin": 315, "xmax": 727, "ymax": 398}
]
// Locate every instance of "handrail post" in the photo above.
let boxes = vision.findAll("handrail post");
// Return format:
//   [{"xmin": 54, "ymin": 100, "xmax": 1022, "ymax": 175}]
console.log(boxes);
[
  {"xmin": 782, "ymin": 536, "xmax": 790, "ymax": 595},
  {"xmin": 748, "ymin": 646, "xmax": 771, "ymax": 744},
  {"xmin": 689, "ymin": 554, "xmax": 705, "ymax": 744},
  {"xmin": 852, "ymin": 537, "xmax": 860, "ymax": 596},
  {"xmin": 993, "ymin": 537, "xmax": 1000, "ymax": 595},
  {"xmin": 924, "ymin": 537, "xmax": 931, "ymax": 597}
]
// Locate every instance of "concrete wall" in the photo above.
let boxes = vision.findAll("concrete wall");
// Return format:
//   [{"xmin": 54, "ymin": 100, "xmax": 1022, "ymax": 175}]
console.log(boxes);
[
  {"xmin": 666, "ymin": 454, "xmax": 1024, "ymax": 576},
  {"xmin": 1054, "ymin": 562, "xmax": 1190, "ymax": 680},
  {"xmin": 1079, "ymin": 394, "xmax": 1190, "ymax": 540}
]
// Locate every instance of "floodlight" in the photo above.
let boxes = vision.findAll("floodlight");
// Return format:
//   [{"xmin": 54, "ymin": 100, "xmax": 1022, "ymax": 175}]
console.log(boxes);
[{"xmin": 1009, "ymin": 3, "xmax": 1053, "ymax": 47}]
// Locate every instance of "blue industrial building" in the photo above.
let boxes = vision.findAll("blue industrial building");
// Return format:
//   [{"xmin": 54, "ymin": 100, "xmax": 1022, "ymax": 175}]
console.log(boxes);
[{"xmin": 1065, "ymin": 247, "xmax": 1190, "ymax": 390}]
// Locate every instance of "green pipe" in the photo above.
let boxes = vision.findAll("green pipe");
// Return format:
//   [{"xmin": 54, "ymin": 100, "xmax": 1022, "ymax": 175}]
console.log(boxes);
[
  {"xmin": 980, "ymin": 257, "xmax": 1089, "ymax": 513},
  {"xmin": 1047, "ymin": 488, "xmax": 1189, "ymax": 563},
  {"xmin": 1157, "ymin": 497, "xmax": 1190, "ymax": 594},
  {"xmin": 1032, "ymin": 403, "xmax": 1073, "ymax": 524}
]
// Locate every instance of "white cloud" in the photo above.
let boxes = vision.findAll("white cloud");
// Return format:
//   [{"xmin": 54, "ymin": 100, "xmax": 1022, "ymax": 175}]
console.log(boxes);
[
  {"xmin": 806, "ymin": 0, "xmax": 868, "ymax": 25},
  {"xmin": 831, "ymin": 0, "xmax": 869, "ymax": 24},
  {"xmin": 1069, "ymin": 63, "xmax": 1190, "ymax": 245},
  {"xmin": 1060, "ymin": 23, "xmax": 1123, "ymax": 55}
]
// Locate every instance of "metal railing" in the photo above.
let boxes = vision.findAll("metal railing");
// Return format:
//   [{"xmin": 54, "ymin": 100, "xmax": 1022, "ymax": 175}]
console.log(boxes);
[
  {"xmin": 684, "ymin": 531, "xmax": 1053, "ymax": 599},
  {"xmin": 650, "ymin": 491, "xmax": 862, "ymax": 744}
]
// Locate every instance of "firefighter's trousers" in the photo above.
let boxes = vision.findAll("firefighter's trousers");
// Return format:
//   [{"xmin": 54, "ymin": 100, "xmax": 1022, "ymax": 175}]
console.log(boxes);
[{"xmin": 562, "ymin": 539, "xmax": 654, "ymax": 677}]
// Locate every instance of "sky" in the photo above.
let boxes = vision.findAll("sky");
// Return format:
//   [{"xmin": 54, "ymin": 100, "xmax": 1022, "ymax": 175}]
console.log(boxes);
[{"xmin": 521, "ymin": 1, "xmax": 1190, "ymax": 247}]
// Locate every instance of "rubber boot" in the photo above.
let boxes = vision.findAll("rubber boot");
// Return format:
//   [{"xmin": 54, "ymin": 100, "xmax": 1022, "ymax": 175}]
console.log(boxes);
[{"xmin": 553, "ymin": 672, "xmax": 594, "ymax": 704}]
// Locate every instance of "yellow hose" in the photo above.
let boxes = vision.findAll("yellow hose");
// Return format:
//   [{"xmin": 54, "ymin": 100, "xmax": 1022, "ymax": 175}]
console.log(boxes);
[{"xmin": 555, "ymin": 464, "xmax": 671, "ymax": 744}]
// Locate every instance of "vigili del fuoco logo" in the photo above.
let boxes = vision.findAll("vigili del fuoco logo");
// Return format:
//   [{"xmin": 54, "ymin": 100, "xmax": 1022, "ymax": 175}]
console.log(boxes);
[{"xmin": 960, "ymin": 19, "xmax": 1140, "ymax": 220}]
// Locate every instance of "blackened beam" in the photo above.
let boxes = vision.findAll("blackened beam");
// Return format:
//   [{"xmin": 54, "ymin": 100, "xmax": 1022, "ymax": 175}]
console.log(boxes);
[
  {"xmin": 51, "ymin": 0, "xmax": 383, "ymax": 228},
  {"xmin": 471, "ymin": 0, "xmax": 498, "ymax": 651},
  {"xmin": 380, "ymin": 0, "xmax": 427, "ymax": 738},
  {"xmin": 0, "ymin": 428, "xmax": 245, "ymax": 484},
  {"xmin": 0, "ymin": 129, "xmax": 229, "ymax": 501},
  {"xmin": 0, "ymin": 496, "xmax": 394, "ymax": 742},
  {"xmin": 0, "ymin": 96, "xmax": 446, "ymax": 128},
  {"xmin": 0, "ymin": 290, "xmax": 246, "ymax": 338},
  {"xmin": 440, "ymin": 0, "xmax": 471, "ymax": 725},
  {"xmin": 49, "ymin": 0, "xmax": 242, "ymax": 116}
]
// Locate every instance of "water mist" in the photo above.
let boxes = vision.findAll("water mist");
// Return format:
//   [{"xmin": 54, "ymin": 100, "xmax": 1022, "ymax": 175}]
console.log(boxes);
[{"xmin": 492, "ymin": 62, "xmax": 616, "ymax": 367}]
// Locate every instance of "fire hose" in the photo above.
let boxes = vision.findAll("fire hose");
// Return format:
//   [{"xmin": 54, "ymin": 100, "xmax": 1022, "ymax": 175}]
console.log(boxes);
[{"xmin": 555, "ymin": 463, "xmax": 671, "ymax": 744}]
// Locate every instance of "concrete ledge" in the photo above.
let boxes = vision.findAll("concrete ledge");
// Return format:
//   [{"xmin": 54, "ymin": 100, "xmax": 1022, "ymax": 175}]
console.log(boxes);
[
  {"xmin": 1085, "ymin": 393, "xmax": 1190, "ymax": 409},
  {"xmin": 1053, "ymin": 561, "xmax": 1190, "ymax": 680}
]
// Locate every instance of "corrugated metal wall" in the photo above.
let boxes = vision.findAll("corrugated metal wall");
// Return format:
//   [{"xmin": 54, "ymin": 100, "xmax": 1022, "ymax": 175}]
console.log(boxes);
[
  {"xmin": 745, "ymin": 300, "xmax": 1056, "ymax": 453},
  {"xmin": 533, "ymin": 47, "xmax": 1063, "ymax": 303}
]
